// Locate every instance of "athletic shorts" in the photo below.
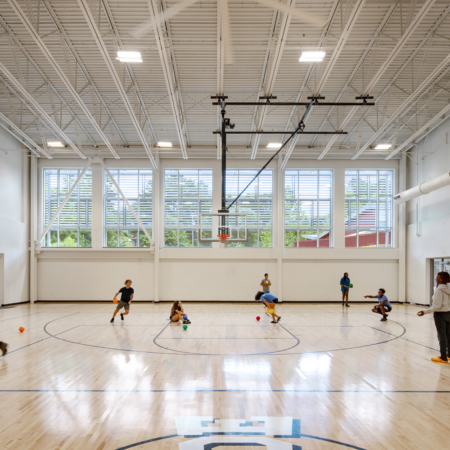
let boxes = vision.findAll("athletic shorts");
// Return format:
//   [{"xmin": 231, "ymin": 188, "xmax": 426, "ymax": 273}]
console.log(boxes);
[
  {"xmin": 116, "ymin": 300, "xmax": 130, "ymax": 311},
  {"xmin": 375, "ymin": 305, "xmax": 392, "ymax": 313}
]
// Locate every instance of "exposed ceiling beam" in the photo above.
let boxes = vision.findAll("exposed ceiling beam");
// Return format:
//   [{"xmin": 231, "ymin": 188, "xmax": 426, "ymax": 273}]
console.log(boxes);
[
  {"xmin": 246, "ymin": 11, "xmax": 278, "ymax": 152},
  {"xmin": 0, "ymin": 111, "xmax": 50, "ymax": 158},
  {"xmin": 317, "ymin": 0, "xmax": 438, "ymax": 160},
  {"xmin": 339, "ymin": 3, "xmax": 450, "ymax": 149},
  {"xmin": 353, "ymin": 51, "xmax": 450, "ymax": 159},
  {"xmin": 386, "ymin": 102, "xmax": 450, "ymax": 160},
  {"xmin": 77, "ymin": 0, "xmax": 157, "ymax": 168},
  {"xmin": 42, "ymin": 0, "xmax": 128, "ymax": 147},
  {"xmin": 307, "ymin": 3, "xmax": 396, "ymax": 149},
  {"xmin": 0, "ymin": 63, "xmax": 86, "ymax": 158},
  {"xmin": 250, "ymin": 1, "xmax": 294, "ymax": 159},
  {"xmin": 0, "ymin": 14, "xmax": 96, "ymax": 146},
  {"xmin": 216, "ymin": 3, "xmax": 224, "ymax": 159},
  {"xmin": 281, "ymin": 0, "xmax": 364, "ymax": 169},
  {"xmin": 101, "ymin": 0, "xmax": 159, "ymax": 147},
  {"xmin": 146, "ymin": 0, "xmax": 188, "ymax": 159},
  {"xmin": 6, "ymin": 0, "xmax": 120, "ymax": 159}
]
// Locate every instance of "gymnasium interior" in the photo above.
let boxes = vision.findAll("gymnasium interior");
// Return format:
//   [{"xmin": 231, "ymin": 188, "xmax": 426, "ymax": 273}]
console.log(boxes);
[{"xmin": 1, "ymin": 0, "xmax": 450, "ymax": 449}]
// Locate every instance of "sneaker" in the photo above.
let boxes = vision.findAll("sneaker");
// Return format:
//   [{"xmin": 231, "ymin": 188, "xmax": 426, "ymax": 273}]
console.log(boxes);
[
  {"xmin": 276, "ymin": 317, "xmax": 281, "ymax": 323},
  {"xmin": 431, "ymin": 357, "xmax": 449, "ymax": 364},
  {"xmin": 183, "ymin": 320, "xmax": 188, "ymax": 324},
  {"xmin": 0, "ymin": 342, "xmax": 7, "ymax": 357},
  {"xmin": 186, "ymin": 320, "xmax": 191, "ymax": 324},
  {"xmin": 380, "ymin": 317, "xmax": 387, "ymax": 322},
  {"xmin": 345, "ymin": 304, "xmax": 350, "ymax": 307},
  {"xmin": 110, "ymin": 318, "xmax": 114, "ymax": 323},
  {"xmin": 271, "ymin": 321, "xmax": 277, "ymax": 324},
  {"xmin": 120, "ymin": 313, "xmax": 124, "ymax": 321}
]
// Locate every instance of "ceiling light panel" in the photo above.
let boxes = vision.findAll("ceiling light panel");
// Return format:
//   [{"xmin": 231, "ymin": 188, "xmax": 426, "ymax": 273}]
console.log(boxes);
[{"xmin": 299, "ymin": 51, "xmax": 326, "ymax": 62}]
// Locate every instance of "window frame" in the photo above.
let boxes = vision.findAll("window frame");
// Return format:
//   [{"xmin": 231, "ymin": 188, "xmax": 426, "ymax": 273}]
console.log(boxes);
[
  {"xmin": 225, "ymin": 168, "xmax": 273, "ymax": 248},
  {"xmin": 163, "ymin": 168, "xmax": 214, "ymax": 248},
  {"xmin": 344, "ymin": 169, "xmax": 394, "ymax": 248},
  {"xmin": 41, "ymin": 167, "xmax": 93, "ymax": 248},
  {"xmin": 103, "ymin": 169, "xmax": 153, "ymax": 248},
  {"xmin": 284, "ymin": 169, "xmax": 334, "ymax": 248}
]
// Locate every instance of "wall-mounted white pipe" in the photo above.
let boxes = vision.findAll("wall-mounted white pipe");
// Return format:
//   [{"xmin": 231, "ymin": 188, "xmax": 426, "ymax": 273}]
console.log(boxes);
[{"xmin": 394, "ymin": 171, "xmax": 450, "ymax": 203}]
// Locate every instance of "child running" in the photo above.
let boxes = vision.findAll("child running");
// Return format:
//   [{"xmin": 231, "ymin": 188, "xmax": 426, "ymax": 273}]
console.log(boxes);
[
  {"xmin": 260, "ymin": 273, "xmax": 272, "ymax": 316},
  {"xmin": 365, "ymin": 288, "xmax": 392, "ymax": 321},
  {"xmin": 170, "ymin": 301, "xmax": 191, "ymax": 324},
  {"xmin": 110, "ymin": 280, "xmax": 134, "ymax": 323},
  {"xmin": 255, "ymin": 291, "xmax": 281, "ymax": 324},
  {"xmin": 0, "ymin": 341, "xmax": 7, "ymax": 356}
]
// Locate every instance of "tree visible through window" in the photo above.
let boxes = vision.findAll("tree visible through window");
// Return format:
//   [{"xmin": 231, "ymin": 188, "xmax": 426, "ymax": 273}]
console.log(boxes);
[
  {"xmin": 104, "ymin": 170, "xmax": 152, "ymax": 247},
  {"xmin": 164, "ymin": 169, "xmax": 213, "ymax": 247},
  {"xmin": 284, "ymin": 170, "xmax": 332, "ymax": 248},
  {"xmin": 43, "ymin": 169, "xmax": 92, "ymax": 247},
  {"xmin": 226, "ymin": 169, "xmax": 273, "ymax": 247},
  {"xmin": 344, "ymin": 170, "xmax": 393, "ymax": 247}
]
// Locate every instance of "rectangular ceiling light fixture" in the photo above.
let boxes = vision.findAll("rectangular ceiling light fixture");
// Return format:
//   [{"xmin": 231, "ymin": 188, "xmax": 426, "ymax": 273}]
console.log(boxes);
[
  {"xmin": 117, "ymin": 51, "xmax": 142, "ymax": 63},
  {"xmin": 47, "ymin": 141, "xmax": 64, "ymax": 147},
  {"xmin": 299, "ymin": 51, "xmax": 325, "ymax": 62},
  {"xmin": 157, "ymin": 142, "xmax": 173, "ymax": 147},
  {"xmin": 266, "ymin": 143, "xmax": 282, "ymax": 148},
  {"xmin": 374, "ymin": 144, "xmax": 392, "ymax": 150}
]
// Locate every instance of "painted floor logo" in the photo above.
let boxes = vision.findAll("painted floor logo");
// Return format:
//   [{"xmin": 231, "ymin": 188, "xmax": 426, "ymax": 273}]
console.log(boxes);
[{"xmin": 117, "ymin": 416, "xmax": 367, "ymax": 450}]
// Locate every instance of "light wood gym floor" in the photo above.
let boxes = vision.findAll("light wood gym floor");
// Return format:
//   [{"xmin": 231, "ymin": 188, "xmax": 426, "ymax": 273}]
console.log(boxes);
[{"xmin": 1, "ymin": 302, "xmax": 450, "ymax": 450}]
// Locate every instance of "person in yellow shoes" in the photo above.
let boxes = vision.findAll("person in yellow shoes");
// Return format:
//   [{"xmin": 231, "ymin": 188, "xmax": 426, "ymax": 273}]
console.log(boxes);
[{"xmin": 417, "ymin": 272, "xmax": 450, "ymax": 364}]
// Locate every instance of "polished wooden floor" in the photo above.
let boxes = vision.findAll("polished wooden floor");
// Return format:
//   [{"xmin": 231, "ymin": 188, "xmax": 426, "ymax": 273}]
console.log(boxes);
[{"xmin": 1, "ymin": 302, "xmax": 450, "ymax": 449}]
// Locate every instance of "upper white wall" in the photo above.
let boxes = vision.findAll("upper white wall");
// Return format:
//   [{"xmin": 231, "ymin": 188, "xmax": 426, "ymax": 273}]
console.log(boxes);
[
  {"xmin": 406, "ymin": 116, "xmax": 450, "ymax": 304},
  {"xmin": 0, "ymin": 125, "xmax": 29, "ymax": 305}
]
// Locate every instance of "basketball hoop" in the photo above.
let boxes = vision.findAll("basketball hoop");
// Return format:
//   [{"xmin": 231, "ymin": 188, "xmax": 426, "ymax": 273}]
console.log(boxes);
[{"xmin": 217, "ymin": 233, "xmax": 230, "ymax": 243}]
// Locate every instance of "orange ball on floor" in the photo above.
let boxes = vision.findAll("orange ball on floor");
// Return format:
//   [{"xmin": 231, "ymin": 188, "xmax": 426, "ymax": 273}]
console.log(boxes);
[{"xmin": 19, "ymin": 327, "xmax": 25, "ymax": 333}]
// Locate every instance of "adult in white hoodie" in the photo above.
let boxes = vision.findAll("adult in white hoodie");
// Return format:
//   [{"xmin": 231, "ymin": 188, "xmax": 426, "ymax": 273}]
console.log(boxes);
[{"xmin": 417, "ymin": 272, "xmax": 450, "ymax": 364}]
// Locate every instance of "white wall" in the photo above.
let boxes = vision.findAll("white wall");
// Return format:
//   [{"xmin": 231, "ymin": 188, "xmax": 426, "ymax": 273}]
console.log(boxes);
[
  {"xmin": 36, "ymin": 156, "xmax": 399, "ymax": 302},
  {"xmin": 0, "ymin": 125, "xmax": 29, "ymax": 305},
  {"xmin": 406, "ymin": 117, "xmax": 450, "ymax": 305}
]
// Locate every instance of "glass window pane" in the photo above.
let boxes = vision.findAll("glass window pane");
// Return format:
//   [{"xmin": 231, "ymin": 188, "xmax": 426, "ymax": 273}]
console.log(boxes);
[
  {"xmin": 104, "ymin": 170, "xmax": 153, "ymax": 248},
  {"xmin": 225, "ymin": 170, "xmax": 273, "ymax": 248},
  {"xmin": 164, "ymin": 170, "xmax": 213, "ymax": 247},
  {"xmin": 42, "ymin": 169, "xmax": 92, "ymax": 248},
  {"xmin": 345, "ymin": 170, "xmax": 393, "ymax": 247},
  {"xmin": 284, "ymin": 170, "xmax": 333, "ymax": 248}
]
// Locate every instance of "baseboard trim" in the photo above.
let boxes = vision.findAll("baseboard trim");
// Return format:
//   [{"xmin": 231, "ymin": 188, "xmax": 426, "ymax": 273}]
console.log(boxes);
[{"xmin": 1, "ymin": 301, "xmax": 31, "ymax": 307}]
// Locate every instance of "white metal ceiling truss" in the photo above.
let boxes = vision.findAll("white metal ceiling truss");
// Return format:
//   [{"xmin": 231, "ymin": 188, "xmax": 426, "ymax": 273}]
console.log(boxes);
[
  {"xmin": 6, "ymin": 0, "xmax": 120, "ymax": 158},
  {"xmin": 1, "ymin": 0, "xmax": 450, "ymax": 160},
  {"xmin": 77, "ymin": 0, "xmax": 158, "ymax": 167}
]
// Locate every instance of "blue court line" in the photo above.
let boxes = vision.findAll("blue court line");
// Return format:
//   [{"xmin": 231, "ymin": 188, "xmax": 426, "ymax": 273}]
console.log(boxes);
[
  {"xmin": 300, "ymin": 434, "xmax": 366, "ymax": 450},
  {"xmin": 1, "ymin": 389, "xmax": 449, "ymax": 393},
  {"xmin": 116, "ymin": 434, "xmax": 178, "ymax": 450},
  {"xmin": 5, "ymin": 324, "xmax": 81, "ymax": 356},
  {"xmin": 369, "ymin": 326, "xmax": 440, "ymax": 352}
]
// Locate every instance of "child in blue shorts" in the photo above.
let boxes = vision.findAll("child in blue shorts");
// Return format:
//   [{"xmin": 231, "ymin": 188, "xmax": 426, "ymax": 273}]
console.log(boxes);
[
  {"xmin": 365, "ymin": 288, "xmax": 392, "ymax": 321},
  {"xmin": 255, "ymin": 291, "xmax": 281, "ymax": 324}
]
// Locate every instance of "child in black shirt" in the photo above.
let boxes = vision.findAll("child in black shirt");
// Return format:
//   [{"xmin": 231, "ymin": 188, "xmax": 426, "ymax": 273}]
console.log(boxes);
[{"xmin": 110, "ymin": 280, "xmax": 134, "ymax": 323}]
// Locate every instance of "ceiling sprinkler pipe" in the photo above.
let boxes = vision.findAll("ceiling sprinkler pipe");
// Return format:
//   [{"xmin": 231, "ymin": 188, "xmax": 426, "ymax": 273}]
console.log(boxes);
[{"xmin": 394, "ymin": 172, "xmax": 450, "ymax": 203}]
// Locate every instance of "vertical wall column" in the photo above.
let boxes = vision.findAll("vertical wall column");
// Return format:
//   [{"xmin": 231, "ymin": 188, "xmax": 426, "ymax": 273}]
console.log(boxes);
[
  {"xmin": 154, "ymin": 155, "xmax": 160, "ymax": 302},
  {"xmin": 212, "ymin": 158, "xmax": 222, "ymax": 248},
  {"xmin": 398, "ymin": 154, "xmax": 407, "ymax": 302},
  {"xmin": 29, "ymin": 156, "xmax": 37, "ymax": 303},
  {"xmin": 334, "ymin": 167, "xmax": 346, "ymax": 248},
  {"xmin": 91, "ymin": 162, "xmax": 103, "ymax": 249},
  {"xmin": 277, "ymin": 156, "xmax": 283, "ymax": 302}
]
